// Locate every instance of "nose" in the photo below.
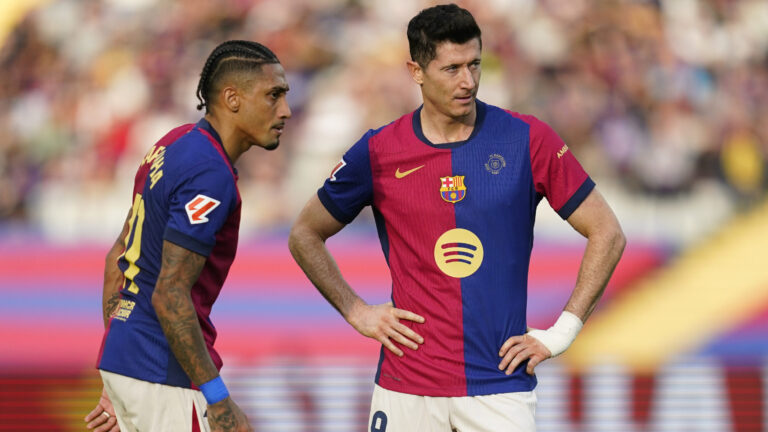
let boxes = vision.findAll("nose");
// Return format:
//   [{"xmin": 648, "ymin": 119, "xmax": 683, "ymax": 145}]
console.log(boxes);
[
  {"xmin": 279, "ymin": 98, "xmax": 292, "ymax": 119},
  {"xmin": 458, "ymin": 65, "xmax": 475, "ymax": 90}
]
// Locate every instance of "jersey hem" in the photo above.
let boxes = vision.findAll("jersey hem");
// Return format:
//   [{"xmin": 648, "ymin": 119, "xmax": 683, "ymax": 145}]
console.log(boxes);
[
  {"xmin": 376, "ymin": 378, "xmax": 537, "ymax": 397},
  {"xmin": 317, "ymin": 188, "xmax": 355, "ymax": 224},
  {"xmin": 164, "ymin": 226, "xmax": 214, "ymax": 256}
]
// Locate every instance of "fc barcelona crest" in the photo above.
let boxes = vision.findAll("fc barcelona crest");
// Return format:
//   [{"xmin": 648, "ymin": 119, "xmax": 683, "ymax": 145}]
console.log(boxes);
[{"xmin": 439, "ymin": 175, "xmax": 466, "ymax": 203}]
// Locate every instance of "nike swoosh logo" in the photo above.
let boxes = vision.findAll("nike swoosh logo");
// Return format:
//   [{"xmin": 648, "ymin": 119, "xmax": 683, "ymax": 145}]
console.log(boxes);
[{"xmin": 395, "ymin": 165, "xmax": 425, "ymax": 179}]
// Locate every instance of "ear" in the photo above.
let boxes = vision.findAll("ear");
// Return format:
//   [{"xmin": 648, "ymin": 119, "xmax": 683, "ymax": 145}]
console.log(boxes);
[
  {"xmin": 406, "ymin": 60, "xmax": 424, "ymax": 85},
  {"xmin": 221, "ymin": 86, "xmax": 240, "ymax": 113}
]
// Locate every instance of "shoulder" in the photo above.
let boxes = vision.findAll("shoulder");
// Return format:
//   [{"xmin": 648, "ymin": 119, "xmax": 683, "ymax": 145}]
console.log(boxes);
[
  {"xmin": 162, "ymin": 128, "xmax": 233, "ymax": 180},
  {"xmin": 484, "ymin": 105, "xmax": 561, "ymax": 147},
  {"xmin": 486, "ymin": 103, "xmax": 543, "ymax": 130},
  {"xmin": 364, "ymin": 109, "xmax": 418, "ymax": 150}
]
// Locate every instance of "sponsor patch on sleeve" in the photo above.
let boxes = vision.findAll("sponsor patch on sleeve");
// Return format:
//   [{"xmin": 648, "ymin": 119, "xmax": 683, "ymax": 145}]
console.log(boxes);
[
  {"xmin": 329, "ymin": 158, "xmax": 346, "ymax": 181},
  {"xmin": 185, "ymin": 194, "xmax": 221, "ymax": 225}
]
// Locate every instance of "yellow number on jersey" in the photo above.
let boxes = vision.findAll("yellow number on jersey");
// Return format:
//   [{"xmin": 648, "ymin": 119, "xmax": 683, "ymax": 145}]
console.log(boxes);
[{"xmin": 121, "ymin": 193, "xmax": 146, "ymax": 294}]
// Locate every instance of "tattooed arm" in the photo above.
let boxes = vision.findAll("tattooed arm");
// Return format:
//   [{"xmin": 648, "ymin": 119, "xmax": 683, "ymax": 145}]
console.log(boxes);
[
  {"xmin": 102, "ymin": 208, "xmax": 132, "ymax": 327},
  {"xmin": 152, "ymin": 240, "xmax": 252, "ymax": 432},
  {"xmin": 86, "ymin": 209, "xmax": 133, "ymax": 431}
]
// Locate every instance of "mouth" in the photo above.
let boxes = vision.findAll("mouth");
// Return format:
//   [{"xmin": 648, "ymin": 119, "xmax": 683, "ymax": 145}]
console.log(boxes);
[
  {"xmin": 454, "ymin": 94, "xmax": 475, "ymax": 104},
  {"xmin": 272, "ymin": 123, "xmax": 285, "ymax": 135}
]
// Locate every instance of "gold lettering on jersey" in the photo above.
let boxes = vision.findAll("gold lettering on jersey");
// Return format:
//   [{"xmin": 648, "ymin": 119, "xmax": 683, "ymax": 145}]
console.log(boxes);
[
  {"xmin": 148, "ymin": 147, "xmax": 166, "ymax": 189},
  {"xmin": 557, "ymin": 144, "xmax": 569, "ymax": 159},
  {"xmin": 143, "ymin": 146, "xmax": 162, "ymax": 165},
  {"xmin": 113, "ymin": 299, "xmax": 136, "ymax": 322}
]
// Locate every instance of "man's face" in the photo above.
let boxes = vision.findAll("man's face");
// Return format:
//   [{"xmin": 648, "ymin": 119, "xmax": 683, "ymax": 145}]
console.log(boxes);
[
  {"xmin": 238, "ymin": 63, "xmax": 291, "ymax": 151},
  {"xmin": 419, "ymin": 38, "xmax": 481, "ymax": 119}
]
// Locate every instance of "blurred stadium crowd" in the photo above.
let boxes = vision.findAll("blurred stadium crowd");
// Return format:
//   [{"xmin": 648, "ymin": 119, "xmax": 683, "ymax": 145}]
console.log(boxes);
[{"xmin": 1, "ymin": 0, "xmax": 767, "ymax": 242}]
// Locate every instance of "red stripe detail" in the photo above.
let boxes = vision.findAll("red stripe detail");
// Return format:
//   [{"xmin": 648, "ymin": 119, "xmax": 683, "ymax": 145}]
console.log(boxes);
[
  {"xmin": 198, "ymin": 128, "xmax": 237, "ymax": 182},
  {"xmin": 192, "ymin": 404, "xmax": 201, "ymax": 432},
  {"xmin": 190, "ymin": 200, "xmax": 217, "ymax": 221},
  {"xmin": 725, "ymin": 366, "xmax": 764, "ymax": 432},
  {"xmin": 369, "ymin": 115, "xmax": 466, "ymax": 395},
  {"xmin": 569, "ymin": 374, "xmax": 583, "ymax": 425},
  {"xmin": 631, "ymin": 373, "xmax": 655, "ymax": 426}
]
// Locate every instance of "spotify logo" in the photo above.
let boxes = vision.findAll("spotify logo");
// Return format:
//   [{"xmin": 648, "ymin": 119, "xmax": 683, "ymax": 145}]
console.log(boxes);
[{"xmin": 434, "ymin": 228, "xmax": 484, "ymax": 278}]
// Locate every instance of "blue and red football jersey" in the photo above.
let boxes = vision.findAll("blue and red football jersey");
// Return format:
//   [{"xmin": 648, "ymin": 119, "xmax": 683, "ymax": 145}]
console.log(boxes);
[
  {"xmin": 98, "ymin": 119, "xmax": 241, "ymax": 387},
  {"xmin": 319, "ymin": 101, "xmax": 594, "ymax": 397}
]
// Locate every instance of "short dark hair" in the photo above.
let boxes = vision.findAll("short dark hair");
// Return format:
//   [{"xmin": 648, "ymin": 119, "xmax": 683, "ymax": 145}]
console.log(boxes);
[
  {"xmin": 196, "ymin": 40, "xmax": 280, "ymax": 112},
  {"xmin": 407, "ymin": 4, "xmax": 482, "ymax": 67}
]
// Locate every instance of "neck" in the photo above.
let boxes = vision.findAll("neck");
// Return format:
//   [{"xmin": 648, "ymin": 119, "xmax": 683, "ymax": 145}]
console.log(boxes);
[
  {"xmin": 419, "ymin": 101, "xmax": 477, "ymax": 144},
  {"xmin": 205, "ymin": 113, "xmax": 246, "ymax": 164}
]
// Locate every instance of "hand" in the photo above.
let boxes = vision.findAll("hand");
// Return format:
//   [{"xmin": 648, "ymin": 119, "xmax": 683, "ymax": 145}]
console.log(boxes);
[
  {"xmin": 85, "ymin": 388, "xmax": 120, "ymax": 431},
  {"xmin": 348, "ymin": 301, "xmax": 425, "ymax": 357},
  {"xmin": 498, "ymin": 333, "xmax": 551, "ymax": 376},
  {"xmin": 207, "ymin": 397, "xmax": 253, "ymax": 432}
]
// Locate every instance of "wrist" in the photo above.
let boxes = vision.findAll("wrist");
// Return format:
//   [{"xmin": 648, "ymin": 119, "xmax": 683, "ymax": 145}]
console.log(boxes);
[
  {"xmin": 527, "ymin": 311, "xmax": 583, "ymax": 357},
  {"xmin": 344, "ymin": 298, "xmax": 367, "ymax": 329},
  {"xmin": 199, "ymin": 375, "xmax": 230, "ymax": 405}
]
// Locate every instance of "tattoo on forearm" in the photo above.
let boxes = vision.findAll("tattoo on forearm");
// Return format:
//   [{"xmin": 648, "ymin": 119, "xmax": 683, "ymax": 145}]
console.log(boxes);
[
  {"xmin": 104, "ymin": 291, "xmax": 122, "ymax": 325},
  {"xmin": 154, "ymin": 242, "xmax": 214, "ymax": 384}
]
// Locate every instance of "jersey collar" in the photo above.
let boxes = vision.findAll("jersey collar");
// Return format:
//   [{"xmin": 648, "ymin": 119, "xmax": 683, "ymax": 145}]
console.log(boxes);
[
  {"xmin": 196, "ymin": 118, "xmax": 238, "ymax": 175},
  {"xmin": 412, "ymin": 99, "xmax": 487, "ymax": 149}
]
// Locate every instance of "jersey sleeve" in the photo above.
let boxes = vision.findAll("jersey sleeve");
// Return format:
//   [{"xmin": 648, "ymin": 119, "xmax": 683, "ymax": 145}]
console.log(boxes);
[
  {"xmin": 529, "ymin": 117, "xmax": 595, "ymax": 219},
  {"xmin": 164, "ymin": 161, "xmax": 237, "ymax": 256},
  {"xmin": 317, "ymin": 130, "xmax": 375, "ymax": 224}
]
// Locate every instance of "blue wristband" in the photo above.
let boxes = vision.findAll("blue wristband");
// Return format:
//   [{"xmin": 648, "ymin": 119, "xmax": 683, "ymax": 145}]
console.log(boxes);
[{"xmin": 199, "ymin": 376, "xmax": 229, "ymax": 405}]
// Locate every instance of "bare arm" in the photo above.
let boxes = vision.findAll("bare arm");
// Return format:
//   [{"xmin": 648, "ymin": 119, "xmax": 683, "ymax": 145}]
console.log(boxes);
[
  {"xmin": 152, "ymin": 240, "xmax": 251, "ymax": 431},
  {"xmin": 288, "ymin": 195, "xmax": 424, "ymax": 356},
  {"xmin": 152, "ymin": 241, "xmax": 215, "ymax": 384},
  {"xmin": 499, "ymin": 188, "xmax": 626, "ymax": 374},
  {"xmin": 102, "ymin": 208, "xmax": 132, "ymax": 327},
  {"xmin": 87, "ymin": 209, "xmax": 133, "ymax": 431},
  {"xmin": 561, "ymin": 188, "xmax": 626, "ymax": 321}
]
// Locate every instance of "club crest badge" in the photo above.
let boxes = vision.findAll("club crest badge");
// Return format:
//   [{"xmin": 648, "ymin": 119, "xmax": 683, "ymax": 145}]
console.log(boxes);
[{"xmin": 439, "ymin": 175, "xmax": 466, "ymax": 203}]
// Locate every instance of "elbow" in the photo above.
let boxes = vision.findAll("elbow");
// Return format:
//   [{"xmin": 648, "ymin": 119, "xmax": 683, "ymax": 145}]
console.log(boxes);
[
  {"xmin": 150, "ymin": 288, "xmax": 168, "ymax": 315},
  {"xmin": 287, "ymin": 224, "xmax": 302, "ymax": 258},
  {"xmin": 288, "ymin": 222, "xmax": 314, "ymax": 259},
  {"xmin": 611, "ymin": 223, "xmax": 627, "ymax": 258}
]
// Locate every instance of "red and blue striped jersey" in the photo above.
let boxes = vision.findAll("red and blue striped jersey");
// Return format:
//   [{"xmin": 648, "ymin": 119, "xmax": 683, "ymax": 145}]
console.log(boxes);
[
  {"xmin": 318, "ymin": 101, "xmax": 594, "ymax": 396},
  {"xmin": 98, "ymin": 119, "xmax": 241, "ymax": 387}
]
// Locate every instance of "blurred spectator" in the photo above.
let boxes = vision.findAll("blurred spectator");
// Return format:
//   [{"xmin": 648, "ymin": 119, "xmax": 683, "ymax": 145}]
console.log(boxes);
[{"xmin": 1, "ymin": 0, "xmax": 767, "ymax": 241}]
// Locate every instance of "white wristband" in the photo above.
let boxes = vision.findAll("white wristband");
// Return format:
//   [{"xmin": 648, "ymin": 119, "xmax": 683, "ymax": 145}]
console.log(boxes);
[{"xmin": 526, "ymin": 311, "xmax": 583, "ymax": 357}]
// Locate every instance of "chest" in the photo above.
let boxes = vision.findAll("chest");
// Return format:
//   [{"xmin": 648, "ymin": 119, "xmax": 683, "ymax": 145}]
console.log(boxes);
[{"xmin": 369, "ymin": 137, "xmax": 533, "ymax": 221}]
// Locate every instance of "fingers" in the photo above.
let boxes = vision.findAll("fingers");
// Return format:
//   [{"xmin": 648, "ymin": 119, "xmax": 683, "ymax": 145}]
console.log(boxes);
[
  {"xmin": 386, "ymin": 325, "xmax": 420, "ymax": 350},
  {"xmin": 392, "ymin": 307, "xmax": 425, "ymax": 324},
  {"xmin": 498, "ymin": 334, "xmax": 525, "ymax": 355},
  {"xmin": 94, "ymin": 416, "xmax": 118, "ymax": 432},
  {"xmin": 498, "ymin": 341, "xmax": 528, "ymax": 374},
  {"xmin": 526, "ymin": 355, "xmax": 545, "ymax": 375},
  {"xmin": 381, "ymin": 335, "xmax": 404, "ymax": 357},
  {"xmin": 498, "ymin": 335, "xmax": 550, "ymax": 375},
  {"xmin": 86, "ymin": 411, "xmax": 117, "ymax": 432},
  {"xmin": 85, "ymin": 405, "xmax": 102, "ymax": 422}
]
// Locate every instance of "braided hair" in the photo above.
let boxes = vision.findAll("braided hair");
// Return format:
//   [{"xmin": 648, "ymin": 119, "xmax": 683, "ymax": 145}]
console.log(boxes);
[{"xmin": 196, "ymin": 40, "xmax": 280, "ymax": 112}]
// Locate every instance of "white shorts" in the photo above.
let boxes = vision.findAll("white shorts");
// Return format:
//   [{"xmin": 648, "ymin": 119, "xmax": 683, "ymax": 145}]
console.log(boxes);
[
  {"xmin": 100, "ymin": 369, "xmax": 209, "ymax": 432},
  {"xmin": 368, "ymin": 384, "xmax": 537, "ymax": 432}
]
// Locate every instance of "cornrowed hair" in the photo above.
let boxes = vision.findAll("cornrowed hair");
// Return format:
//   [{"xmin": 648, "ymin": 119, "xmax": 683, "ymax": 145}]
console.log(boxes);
[{"xmin": 196, "ymin": 40, "xmax": 280, "ymax": 112}]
